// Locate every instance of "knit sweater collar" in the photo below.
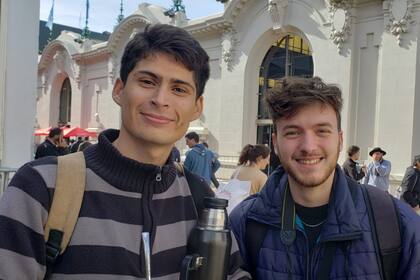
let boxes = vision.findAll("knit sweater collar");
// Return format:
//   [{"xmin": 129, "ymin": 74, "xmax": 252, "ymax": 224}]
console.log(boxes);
[{"xmin": 83, "ymin": 129, "xmax": 177, "ymax": 194}]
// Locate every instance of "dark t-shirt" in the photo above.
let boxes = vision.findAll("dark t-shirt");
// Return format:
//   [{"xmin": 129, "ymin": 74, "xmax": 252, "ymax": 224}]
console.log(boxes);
[{"xmin": 296, "ymin": 203, "xmax": 329, "ymax": 254}]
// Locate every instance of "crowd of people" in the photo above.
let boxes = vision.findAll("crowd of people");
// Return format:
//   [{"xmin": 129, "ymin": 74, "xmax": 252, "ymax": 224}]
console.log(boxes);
[
  {"xmin": 341, "ymin": 144, "xmax": 420, "ymax": 213},
  {"xmin": 35, "ymin": 127, "xmax": 93, "ymax": 160},
  {"xmin": 0, "ymin": 23, "xmax": 419, "ymax": 279}
]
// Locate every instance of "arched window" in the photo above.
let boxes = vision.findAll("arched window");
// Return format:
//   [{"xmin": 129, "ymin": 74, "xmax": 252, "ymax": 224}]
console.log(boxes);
[
  {"xmin": 59, "ymin": 78, "xmax": 71, "ymax": 124},
  {"xmin": 256, "ymin": 34, "xmax": 314, "ymax": 172}
]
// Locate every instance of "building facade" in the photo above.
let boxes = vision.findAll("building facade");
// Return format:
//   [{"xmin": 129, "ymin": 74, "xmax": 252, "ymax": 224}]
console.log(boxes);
[{"xmin": 36, "ymin": 0, "xmax": 420, "ymax": 181}]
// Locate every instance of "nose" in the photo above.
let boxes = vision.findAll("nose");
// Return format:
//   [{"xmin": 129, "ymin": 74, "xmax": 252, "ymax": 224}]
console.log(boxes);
[
  {"xmin": 151, "ymin": 86, "xmax": 170, "ymax": 107},
  {"xmin": 299, "ymin": 132, "xmax": 318, "ymax": 154}
]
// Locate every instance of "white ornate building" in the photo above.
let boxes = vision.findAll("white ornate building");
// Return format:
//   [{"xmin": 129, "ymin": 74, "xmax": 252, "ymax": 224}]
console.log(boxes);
[{"xmin": 37, "ymin": 0, "xmax": 420, "ymax": 181}]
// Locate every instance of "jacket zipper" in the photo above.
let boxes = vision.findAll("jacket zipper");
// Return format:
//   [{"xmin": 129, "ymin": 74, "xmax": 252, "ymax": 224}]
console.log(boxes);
[
  {"xmin": 307, "ymin": 235, "xmax": 360, "ymax": 280},
  {"xmin": 140, "ymin": 168, "xmax": 161, "ymax": 277},
  {"xmin": 155, "ymin": 167, "xmax": 162, "ymax": 182}
]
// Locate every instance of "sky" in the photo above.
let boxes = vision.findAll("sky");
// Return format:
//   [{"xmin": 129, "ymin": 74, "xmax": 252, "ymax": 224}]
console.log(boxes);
[{"xmin": 39, "ymin": 0, "xmax": 225, "ymax": 33}]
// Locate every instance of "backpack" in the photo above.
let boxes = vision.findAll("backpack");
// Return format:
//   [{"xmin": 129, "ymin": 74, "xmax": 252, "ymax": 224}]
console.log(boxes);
[
  {"xmin": 43, "ymin": 152, "xmax": 211, "ymax": 279},
  {"xmin": 245, "ymin": 177, "xmax": 402, "ymax": 280}
]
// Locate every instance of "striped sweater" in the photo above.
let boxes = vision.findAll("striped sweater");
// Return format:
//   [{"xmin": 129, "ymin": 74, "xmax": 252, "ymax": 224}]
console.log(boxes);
[{"xmin": 0, "ymin": 129, "xmax": 250, "ymax": 280}]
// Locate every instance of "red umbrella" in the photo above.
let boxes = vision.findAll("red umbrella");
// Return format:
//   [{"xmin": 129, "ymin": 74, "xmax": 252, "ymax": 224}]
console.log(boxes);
[
  {"xmin": 34, "ymin": 127, "xmax": 52, "ymax": 136},
  {"xmin": 62, "ymin": 127, "xmax": 97, "ymax": 138}
]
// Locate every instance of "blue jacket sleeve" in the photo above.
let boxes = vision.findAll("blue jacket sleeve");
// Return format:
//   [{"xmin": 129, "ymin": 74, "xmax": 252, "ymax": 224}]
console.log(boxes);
[
  {"xmin": 212, "ymin": 156, "xmax": 221, "ymax": 173},
  {"xmin": 396, "ymin": 201, "xmax": 420, "ymax": 279},
  {"xmin": 184, "ymin": 151, "xmax": 193, "ymax": 171}
]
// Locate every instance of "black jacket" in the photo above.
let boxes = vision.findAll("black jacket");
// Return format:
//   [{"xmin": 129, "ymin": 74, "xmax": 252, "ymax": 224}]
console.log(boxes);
[
  {"xmin": 342, "ymin": 158, "xmax": 365, "ymax": 181},
  {"xmin": 401, "ymin": 166, "xmax": 420, "ymax": 207},
  {"xmin": 35, "ymin": 139, "xmax": 68, "ymax": 159}
]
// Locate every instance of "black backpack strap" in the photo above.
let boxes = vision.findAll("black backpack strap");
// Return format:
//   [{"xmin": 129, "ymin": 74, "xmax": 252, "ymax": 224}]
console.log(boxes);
[
  {"xmin": 245, "ymin": 219, "xmax": 268, "ymax": 278},
  {"xmin": 44, "ymin": 229, "xmax": 64, "ymax": 280},
  {"xmin": 362, "ymin": 184, "xmax": 402, "ymax": 280}
]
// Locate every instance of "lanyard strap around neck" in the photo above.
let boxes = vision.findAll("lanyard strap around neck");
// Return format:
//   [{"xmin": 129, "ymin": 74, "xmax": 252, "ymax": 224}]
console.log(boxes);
[{"xmin": 281, "ymin": 182, "xmax": 296, "ymax": 245}]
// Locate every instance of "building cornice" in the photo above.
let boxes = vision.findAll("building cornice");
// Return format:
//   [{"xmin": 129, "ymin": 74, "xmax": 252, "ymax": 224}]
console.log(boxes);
[
  {"xmin": 73, "ymin": 45, "xmax": 109, "ymax": 64},
  {"xmin": 186, "ymin": 16, "xmax": 233, "ymax": 35}
]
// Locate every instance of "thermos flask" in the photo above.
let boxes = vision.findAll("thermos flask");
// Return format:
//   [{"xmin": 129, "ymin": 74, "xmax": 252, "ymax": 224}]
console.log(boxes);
[{"xmin": 180, "ymin": 197, "xmax": 232, "ymax": 280}]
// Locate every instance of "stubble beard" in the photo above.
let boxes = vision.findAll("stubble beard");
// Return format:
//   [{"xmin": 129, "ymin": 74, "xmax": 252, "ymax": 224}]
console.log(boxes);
[{"xmin": 282, "ymin": 144, "xmax": 340, "ymax": 189}]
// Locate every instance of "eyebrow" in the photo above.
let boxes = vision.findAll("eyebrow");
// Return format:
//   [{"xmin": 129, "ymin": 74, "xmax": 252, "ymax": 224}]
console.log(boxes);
[
  {"xmin": 281, "ymin": 123, "xmax": 334, "ymax": 130},
  {"xmin": 133, "ymin": 70, "xmax": 195, "ymax": 91},
  {"xmin": 315, "ymin": 123, "xmax": 334, "ymax": 128},
  {"xmin": 282, "ymin": 125, "xmax": 300, "ymax": 131}
]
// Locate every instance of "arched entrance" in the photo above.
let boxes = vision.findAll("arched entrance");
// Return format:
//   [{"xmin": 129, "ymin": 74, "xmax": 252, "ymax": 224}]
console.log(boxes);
[
  {"xmin": 59, "ymin": 77, "xmax": 72, "ymax": 124},
  {"xmin": 257, "ymin": 34, "xmax": 314, "ymax": 173}
]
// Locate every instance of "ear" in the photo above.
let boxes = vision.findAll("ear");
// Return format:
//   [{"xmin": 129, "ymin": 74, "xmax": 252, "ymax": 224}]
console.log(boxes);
[
  {"xmin": 190, "ymin": 96, "xmax": 204, "ymax": 121},
  {"xmin": 112, "ymin": 78, "xmax": 124, "ymax": 106}
]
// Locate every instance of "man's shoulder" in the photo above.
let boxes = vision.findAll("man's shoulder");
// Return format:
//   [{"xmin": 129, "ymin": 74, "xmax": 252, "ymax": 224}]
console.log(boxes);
[
  {"xmin": 230, "ymin": 195, "xmax": 258, "ymax": 227},
  {"xmin": 394, "ymin": 198, "xmax": 420, "ymax": 240}
]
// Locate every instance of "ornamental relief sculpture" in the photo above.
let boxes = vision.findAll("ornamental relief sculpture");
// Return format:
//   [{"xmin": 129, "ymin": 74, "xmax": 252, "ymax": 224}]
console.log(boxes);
[
  {"xmin": 327, "ymin": 0, "xmax": 352, "ymax": 52},
  {"xmin": 384, "ymin": 0, "xmax": 415, "ymax": 45},
  {"xmin": 222, "ymin": 28, "xmax": 238, "ymax": 72},
  {"xmin": 53, "ymin": 50, "xmax": 66, "ymax": 74},
  {"xmin": 268, "ymin": 0, "xmax": 289, "ymax": 31},
  {"xmin": 109, "ymin": 55, "xmax": 120, "ymax": 85}
]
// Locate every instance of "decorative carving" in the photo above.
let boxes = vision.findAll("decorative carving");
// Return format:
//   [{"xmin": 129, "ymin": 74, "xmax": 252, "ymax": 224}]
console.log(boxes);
[
  {"xmin": 268, "ymin": 0, "xmax": 289, "ymax": 31},
  {"xmin": 328, "ymin": 1, "xmax": 352, "ymax": 52},
  {"xmin": 384, "ymin": 0, "xmax": 415, "ymax": 46},
  {"xmin": 40, "ymin": 72, "xmax": 48, "ymax": 97},
  {"xmin": 54, "ymin": 50, "xmax": 66, "ymax": 73},
  {"xmin": 109, "ymin": 55, "xmax": 120, "ymax": 84},
  {"xmin": 72, "ymin": 62, "xmax": 82, "ymax": 89},
  {"xmin": 222, "ymin": 28, "xmax": 238, "ymax": 72}
]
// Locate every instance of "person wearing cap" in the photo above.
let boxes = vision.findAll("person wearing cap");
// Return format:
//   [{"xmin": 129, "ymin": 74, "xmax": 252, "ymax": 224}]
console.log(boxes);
[
  {"xmin": 363, "ymin": 147, "xmax": 392, "ymax": 192},
  {"xmin": 400, "ymin": 155, "xmax": 420, "ymax": 213}
]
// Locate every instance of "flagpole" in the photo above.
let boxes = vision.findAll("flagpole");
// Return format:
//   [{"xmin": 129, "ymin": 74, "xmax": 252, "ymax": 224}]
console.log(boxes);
[
  {"xmin": 46, "ymin": 0, "xmax": 55, "ymax": 42},
  {"xmin": 82, "ymin": 0, "xmax": 90, "ymax": 39},
  {"xmin": 117, "ymin": 0, "xmax": 124, "ymax": 24}
]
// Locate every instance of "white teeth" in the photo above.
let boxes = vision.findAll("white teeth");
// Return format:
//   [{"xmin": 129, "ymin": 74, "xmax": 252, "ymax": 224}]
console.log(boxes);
[{"xmin": 298, "ymin": 159, "xmax": 321, "ymax": 164}]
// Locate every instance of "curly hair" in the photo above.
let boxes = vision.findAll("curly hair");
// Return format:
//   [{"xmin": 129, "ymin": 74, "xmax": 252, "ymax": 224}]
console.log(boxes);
[{"xmin": 265, "ymin": 76, "xmax": 343, "ymax": 131}]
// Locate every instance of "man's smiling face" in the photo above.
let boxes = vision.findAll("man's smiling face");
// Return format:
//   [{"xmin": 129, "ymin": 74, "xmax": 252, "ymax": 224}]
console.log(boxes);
[
  {"xmin": 273, "ymin": 102, "xmax": 343, "ymax": 189},
  {"xmin": 113, "ymin": 52, "xmax": 203, "ymax": 148}
]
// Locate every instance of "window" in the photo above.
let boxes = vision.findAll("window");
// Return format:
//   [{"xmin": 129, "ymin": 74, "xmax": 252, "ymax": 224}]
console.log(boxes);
[
  {"xmin": 257, "ymin": 35, "xmax": 314, "ymax": 120},
  {"xmin": 59, "ymin": 78, "xmax": 71, "ymax": 124}
]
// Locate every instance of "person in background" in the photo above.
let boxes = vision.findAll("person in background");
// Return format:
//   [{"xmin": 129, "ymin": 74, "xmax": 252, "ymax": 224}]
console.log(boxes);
[
  {"xmin": 400, "ymin": 155, "xmax": 420, "ymax": 213},
  {"xmin": 342, "ymin": 145, "xmax": 366, "ymax": 182},
  {"xmin": 184, "ymin": 131, "xmax": 220, "ymax": 186},
  {"xmin": 35, "ymin": 127, "xmax": 68, "ymax": 159},
  {"xmin": 202, "ymin": 141, "xmax": 220, "ymax": 188},
  {"xmin": 364, "ymin": 147, "xmax": 391, "ymax": 192},
  {"xmin": 70, "ymin": 137, "xmax": 84, "ymax": 153},
  {"xmin": 231, "ymin": 144, "xmax": 270, "ymax": 195}
]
